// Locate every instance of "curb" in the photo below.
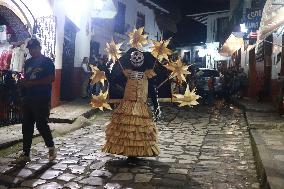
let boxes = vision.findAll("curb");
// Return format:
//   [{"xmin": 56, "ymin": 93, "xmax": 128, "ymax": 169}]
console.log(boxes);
[
  {"xmin": 49, "ymin": 108, "xmax": 97, "ymax": 124},
  {"xmin": 0, "ymin": 108, "xmax": 98, "ymax": 152},
  {"xmin": 233, "ymin": 100, "xmax": 283, "ymax": 189},
  {"xmin": 250, "ymin": 130, "xmax": 284, "ymax": 189},
  {"xmin": 249, "ymin": 129, "xmax": 270, "ymax": 189},
  {"xmin": 0, "ymin": 134, "xmax": 41, "ymax": 150},
  {"xmin": 230, "ymin": 98, "xmax": 276, "ymax": 113}
]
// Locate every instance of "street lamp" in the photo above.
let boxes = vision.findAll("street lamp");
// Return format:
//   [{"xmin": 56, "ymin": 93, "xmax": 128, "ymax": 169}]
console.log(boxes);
[
  {"xmin": 198, "ymin": 49, "xmax": 206, "ymax": 58},
  {"xmin": 240, "ymin": 23, "xmax": 248, "ymax": 33}
]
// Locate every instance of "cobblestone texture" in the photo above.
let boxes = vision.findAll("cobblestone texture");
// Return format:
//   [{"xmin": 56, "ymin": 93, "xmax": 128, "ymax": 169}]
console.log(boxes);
[{"xmin": 0, "ymin": 104, "xmax": 260, "ymax": 189}]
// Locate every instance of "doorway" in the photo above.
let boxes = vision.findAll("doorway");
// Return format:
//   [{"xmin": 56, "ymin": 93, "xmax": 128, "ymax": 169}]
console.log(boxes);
[
  {"xmin": 60, "ymin": 17, "xmax": 78, "ymax": 101},
  {"xmin": 90, "ymin": 41, "xmax": 100, "ymax": 63}
]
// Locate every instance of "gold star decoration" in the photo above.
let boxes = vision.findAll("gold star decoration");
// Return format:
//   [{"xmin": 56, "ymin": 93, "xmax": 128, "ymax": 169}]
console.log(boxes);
[
  {"xmin": 90, "ymin": 90, "xmax": 112, "ymax": 111},
  {"xmin": 164, "ymin": 59, "xmax": 190, "ymax": 83},
  {"xmin": 12, "ymin": 73, "xmax": 19, "ymax": 82},
  {"xmin": 89, "ymin": 65, "xmax": 106, "ymax": 85},
  {"xmin": 105, "ymin": 39, "xmax": 122, "ymax": 63},
  {"xmin": 151, "ymin": 38, "xmax": 172, "ymax": 61},
  {"xmin": 173, "ymin": 86, "xmax": 200, "ymax": 107},
  {"xmin": 128, "ymin": 27, "xmax": 148, "ymax": 49}
]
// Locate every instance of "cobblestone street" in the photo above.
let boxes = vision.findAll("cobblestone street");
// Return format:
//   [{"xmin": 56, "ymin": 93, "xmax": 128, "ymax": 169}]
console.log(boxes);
[{"xmin": 0, "ymin": 104, "xmax": 260, "ymax": 189}]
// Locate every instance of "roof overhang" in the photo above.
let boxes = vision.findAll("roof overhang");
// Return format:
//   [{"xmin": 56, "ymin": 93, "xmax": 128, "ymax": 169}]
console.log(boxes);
[
  {"xmin": 136, "ymin": 0, "xmax": 170, "ymax": 14},
  {"xmin": 258, "ymin": 0, "xmax": 284, "ymax": 40},
  {"xmin": 219, "ymin": 32, "xmax": 244, "ymax": 57}
]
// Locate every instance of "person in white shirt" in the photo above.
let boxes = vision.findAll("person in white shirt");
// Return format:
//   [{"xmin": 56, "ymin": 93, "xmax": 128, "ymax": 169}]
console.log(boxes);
[{"xmin": 81, "ymin": 57, "xmax": 91, "ymax": 98}]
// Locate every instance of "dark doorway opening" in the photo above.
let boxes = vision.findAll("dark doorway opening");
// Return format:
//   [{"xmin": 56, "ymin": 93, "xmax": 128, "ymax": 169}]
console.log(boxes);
[
  {"xmin": 60, "ymin": 17, "xmax": 78, "ymax": 101},
  {"xmin": 90, "ymin": 41, "xmax": 100, "ymax": 63}
]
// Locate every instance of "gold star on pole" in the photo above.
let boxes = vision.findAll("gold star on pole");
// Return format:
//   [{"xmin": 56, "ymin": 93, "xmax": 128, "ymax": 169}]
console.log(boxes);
[
  {"xmin": 164, "ymin": 59, "xmax": 190, "ymax": 83},
  {"xmin": 128, "ymin": 27, "xmax": 148, "ymax": 49},
  {"xmin": 173, "ymin": 86, "xmax": 200, "ymax": 107},
  {"xmin": 89, "ymin": 65, "xmax": 106, "ymax": 85},
  {"xmin": 12, "ymin": 73, "xmax": 19, "ymax": 82},
  {"xmin": 105, "ymin": 39, "xmax": 122, "ymax": 63},
  {"xmin": 90, "ymin": 90, "xmax": 112, "ymax": 111},
  {"xmin": 151, "ymin": 38, "xmax": 172, "ymax": 61}
]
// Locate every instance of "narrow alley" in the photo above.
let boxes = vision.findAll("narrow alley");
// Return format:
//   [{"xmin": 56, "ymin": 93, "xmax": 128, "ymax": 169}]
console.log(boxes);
[{"xmin": 0, "ymin": 104, "xmax": 260, "ymax": 189}]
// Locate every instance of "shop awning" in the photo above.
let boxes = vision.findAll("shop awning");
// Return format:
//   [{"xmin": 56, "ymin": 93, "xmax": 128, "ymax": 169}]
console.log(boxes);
[
  {"xmin": 219, "ymin": 32, "xmax": 244, "ymax": 57},
  {"xmin": 258, "ymin": 0, "xmax": 284, "ymax": 40}
]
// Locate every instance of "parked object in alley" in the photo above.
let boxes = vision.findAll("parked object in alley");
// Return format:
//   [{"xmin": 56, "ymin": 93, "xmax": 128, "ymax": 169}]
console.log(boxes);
[
  {"xmin": 81, "ymin": 57, "xmax": 92, "ymax": 98},
  {"xmin": 196, "ymin": 68, "xmax": 221, "ymax": 105}
]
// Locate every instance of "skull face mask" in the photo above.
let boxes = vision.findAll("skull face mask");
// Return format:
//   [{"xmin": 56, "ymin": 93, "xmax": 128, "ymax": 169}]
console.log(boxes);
[{"xmin": 130, "ymin": 50, "xmax": 144, "ymax": 67}]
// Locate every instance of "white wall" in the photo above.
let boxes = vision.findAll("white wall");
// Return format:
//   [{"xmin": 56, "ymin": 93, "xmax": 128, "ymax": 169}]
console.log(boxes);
[
  {"xmin": 240, "ymin": 47, "xmax": 250, "ymax": 74},
  {"xmin": 73, "ymin": 13, "xmax": 91, "ymax": 67},
  {"xmin": 53, "ymin": 1, "xmax": 65, "ymax": 70},
  {"xmin": 92, "ymin": 0, "xmax": 163, "ymax": 56},
  {"xmin": 53, "ymin": 0, "xmax": 93, "ymax": 68},
  {"xmin": 272, "ymin": 28, "xmax": 283, "ymax": 79},
  {"xmin": 91, "ymin": 18, "xmax": 116, "ymax": 56}
]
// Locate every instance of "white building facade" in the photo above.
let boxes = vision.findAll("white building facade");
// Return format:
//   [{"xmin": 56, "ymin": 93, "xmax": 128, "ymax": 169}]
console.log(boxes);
[
  {"xmin": 91, "ymin": 0, "xmax": 164, "ymax": 57},
  {"xmin": 0, "ymin": 0, "xmax": 165, "ymax": 107}
]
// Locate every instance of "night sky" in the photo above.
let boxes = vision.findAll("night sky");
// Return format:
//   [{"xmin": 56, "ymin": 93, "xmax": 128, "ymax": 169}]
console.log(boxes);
[
  {"xmin": 153, "ymin": 0, "xmax": 230, "ymax": 15},
  {"xmin": 174, "ymin": 0, "xmax": 230, "ymax": 15},
  {"xmin": 154, "ymin": 0, "xmax": 230, "ymax": 45}
]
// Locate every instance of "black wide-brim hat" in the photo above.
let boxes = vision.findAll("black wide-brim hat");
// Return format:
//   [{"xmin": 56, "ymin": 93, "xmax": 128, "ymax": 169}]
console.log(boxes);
[{"xmin": 26, "ymin": 38, "xmax": 41, "ymax": 49}]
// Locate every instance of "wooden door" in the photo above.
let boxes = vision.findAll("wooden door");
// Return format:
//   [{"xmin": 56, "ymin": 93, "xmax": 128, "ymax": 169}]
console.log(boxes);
[{"xmin": 60, "ymin": 17, "xmax": 77, "ymax": 101}]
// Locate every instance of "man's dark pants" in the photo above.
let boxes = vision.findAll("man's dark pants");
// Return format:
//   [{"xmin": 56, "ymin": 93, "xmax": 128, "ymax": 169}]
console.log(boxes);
[{"xmin": 22, "ymin": 97, "xmax": 54, "ymax": 156}]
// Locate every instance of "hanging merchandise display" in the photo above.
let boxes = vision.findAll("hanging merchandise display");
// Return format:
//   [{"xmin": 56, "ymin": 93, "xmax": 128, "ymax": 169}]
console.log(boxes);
[
  {"xmin": 34, "ymin": 16, "xmax": 56, "ymax": 61},
  {"xmin": 89, "ymin": 27, "xmax": 200, "ymax": 157},
  {"xmin": 10, "ymin": 44, "xmax": 27, "ymax": 72},
  {"xmin": 0, "ymin": 44, "xmax": 12, "ymax": 70},
  {"xmin": 0, "ymin": 25, "xmax": 7, "ymax": 42}
]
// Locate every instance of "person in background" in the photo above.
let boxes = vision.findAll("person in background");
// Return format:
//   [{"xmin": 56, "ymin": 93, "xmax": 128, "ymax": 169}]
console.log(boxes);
[
  {"xmin": 206, "ymin": 76, "xmax": 215, "ymax": 106},
  {"xmin": 12, "ymin": 38, "xmax": 56, "ymax": 164},
  {"xmin": 237, "ymin": 68, "xmax": 248, "ymax": 98},
  {"xmin": 81, "ymin": 57, "xmax": 91, "ymax": 98}
]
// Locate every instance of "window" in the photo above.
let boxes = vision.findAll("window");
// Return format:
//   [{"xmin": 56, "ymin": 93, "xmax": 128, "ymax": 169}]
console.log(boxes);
[
  {"xmin": 183, "ymin": 51, "xmax": 191, "ymax": 63},
  {"xmin": 136, "ymin": 12, "xmax": 145, "ymax": 29},
  {"xmin": 114, "ymin": 2, "xmax": 126, "ymax": 34}
]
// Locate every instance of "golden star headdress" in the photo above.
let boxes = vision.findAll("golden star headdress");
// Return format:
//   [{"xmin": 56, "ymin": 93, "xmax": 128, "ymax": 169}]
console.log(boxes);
[
  {"xmin": 89, "ymin": 65, "xmax": 106, "ymax": 85},
  {"xmin": 151, "ymin": 38, "xmax": 172, "ymax": 61},
  {"xmin": 128, "ymin": 27, "xmax": 148, "ymax": 49},
  {"xmin": 105, "ymin": 39, "xmax": 122, "ymax": 63},
  {"xmin": 90, "ymin": 90, "xmax": 112, "ymax": 111},
  {"xmin": 173, "ymin": 86, "xmax": 200, "ymax": 107},
  {"xmin": 164, "ymin": 58, "xmax": 190, "ymax": 83}
]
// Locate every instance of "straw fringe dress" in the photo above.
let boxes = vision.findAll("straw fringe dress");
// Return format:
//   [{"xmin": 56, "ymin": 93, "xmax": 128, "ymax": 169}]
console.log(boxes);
[{"xmin": 102, "ymin": 69, "xmax": 160, "ymax": 157}]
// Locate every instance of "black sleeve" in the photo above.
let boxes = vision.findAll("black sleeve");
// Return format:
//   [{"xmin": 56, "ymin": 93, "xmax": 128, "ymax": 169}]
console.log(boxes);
[{"xmin": 43, "ymin": 57, "xmax": 55, "ymax": 77}]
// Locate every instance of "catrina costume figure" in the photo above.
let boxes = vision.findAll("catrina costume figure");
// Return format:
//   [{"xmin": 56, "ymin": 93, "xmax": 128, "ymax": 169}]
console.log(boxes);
[
  {"xmin": 90, "ymin": 27, "xmax": 200, "ymax": 158},
  {"xmin": 100, "ymin": 49, "xmax": 160, "ymax": 157}
]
